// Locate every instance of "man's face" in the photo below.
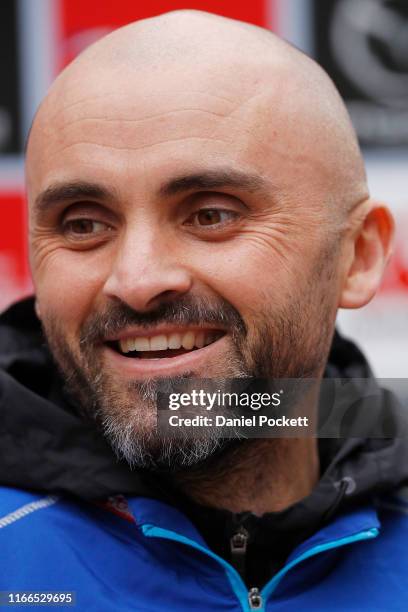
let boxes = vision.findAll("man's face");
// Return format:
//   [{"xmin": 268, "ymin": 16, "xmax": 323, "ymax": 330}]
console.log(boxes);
[{"xmin": 27, "ymin": 61, "xmax": 343, "ymax": 469}]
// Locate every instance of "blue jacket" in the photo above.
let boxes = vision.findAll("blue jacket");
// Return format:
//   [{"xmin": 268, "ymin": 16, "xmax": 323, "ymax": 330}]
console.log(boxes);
[{"xmin": 1, "ymin": 485, "xmax": 408, "ymax": 611}]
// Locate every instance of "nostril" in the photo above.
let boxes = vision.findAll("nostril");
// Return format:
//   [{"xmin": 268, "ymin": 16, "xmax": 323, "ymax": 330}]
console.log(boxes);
[{"xmin": 146, "ymin": 289, "xmax": 190, "ymax": 311}]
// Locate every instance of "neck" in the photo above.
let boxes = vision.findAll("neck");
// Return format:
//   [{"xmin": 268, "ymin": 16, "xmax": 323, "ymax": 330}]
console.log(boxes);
[{"xmin": 175, "ymin": 437, "xmax": 319, "ymax": 516}]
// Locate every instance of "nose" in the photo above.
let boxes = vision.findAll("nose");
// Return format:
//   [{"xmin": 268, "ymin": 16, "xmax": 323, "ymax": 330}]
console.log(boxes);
[{"xmin": 102, "ymin": 226, "xmax": 193, "ymax": 312}]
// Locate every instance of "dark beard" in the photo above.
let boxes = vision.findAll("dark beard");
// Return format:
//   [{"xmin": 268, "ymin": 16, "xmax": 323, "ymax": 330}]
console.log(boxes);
[{"xmin": 41, "ymin": 256, "xmax": 336, "ymax": 472}]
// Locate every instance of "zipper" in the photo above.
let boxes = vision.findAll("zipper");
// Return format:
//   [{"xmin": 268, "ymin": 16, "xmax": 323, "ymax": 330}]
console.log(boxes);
[
  {"xmin": 230, "ymin": 526, "xmax": 249, "ymax": 580},
  {"xmin": 248, "ymin": 587, "xmax": 263, "ymax": 610},
  {"xmin": 140, "ymin": 523, "xmax": 378, "ymax": 612},
  {"xmin": 141, "ymin": 524, "xmax": 253, "ymax": 610},
  {"xmin": 230, "ymin": 527, "xmax": 262, "ymax": 609}
]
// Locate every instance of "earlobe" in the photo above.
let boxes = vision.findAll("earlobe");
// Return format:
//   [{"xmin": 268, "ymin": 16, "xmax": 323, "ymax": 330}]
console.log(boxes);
[{"xmin": 339, "ymin": 203, "xmax": 395, "ymax": 309}]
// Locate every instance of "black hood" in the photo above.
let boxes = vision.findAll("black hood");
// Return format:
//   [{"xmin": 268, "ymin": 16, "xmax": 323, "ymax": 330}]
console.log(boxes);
[{"xmin": 1, "ymin": 296, "xmax": 408, "ymax": 505}]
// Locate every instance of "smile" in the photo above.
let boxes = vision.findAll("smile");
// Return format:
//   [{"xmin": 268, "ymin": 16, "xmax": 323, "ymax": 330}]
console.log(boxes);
[
  {"xmin": 104, "ymin": 327, "xmax": 227, "ymax": 376},
  {"xmin": 114, "ymin": 329, "xmax": 224, "ymax": 359}
]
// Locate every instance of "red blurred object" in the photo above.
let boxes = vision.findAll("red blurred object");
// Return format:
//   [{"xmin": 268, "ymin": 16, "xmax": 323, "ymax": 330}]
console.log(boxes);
[
  {"xmin": 0, "ymin": 192, "xmax": 32, "ymax": 309},
  {"xmin": 62, "ymin": 0, "xmax": 267, "ymax": 31},
  {"xmin": 0, "ymin": 193, "xmax": 28, "ymax": 281},
  {"xmin": 381, "ymin": 242, "xmax": 408, "ymax": 293}
]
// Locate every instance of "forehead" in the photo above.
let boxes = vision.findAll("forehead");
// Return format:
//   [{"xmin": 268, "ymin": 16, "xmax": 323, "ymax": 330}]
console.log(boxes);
[
  {"xmin": 26, "ymin": 61, "xmax": 330, "ymax": 202},
  {"xmin": 46, "ymin": 86, "xmax": 251, "ymax": 155}
]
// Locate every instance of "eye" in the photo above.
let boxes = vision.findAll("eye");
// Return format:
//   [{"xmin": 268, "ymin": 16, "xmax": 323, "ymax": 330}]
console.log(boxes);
[
  {"xmin": 62, "ymin": 218, "xmax": 112, "ymax": 236},
  {"xmin": 186, "ymin": 208, "xmax": 239, "ymax": 227}
]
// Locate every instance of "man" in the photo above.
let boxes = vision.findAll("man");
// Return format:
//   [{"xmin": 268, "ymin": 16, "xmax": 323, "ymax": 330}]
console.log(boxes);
[{"xmin": 0, "ymin": 9, "xmax": 407, "ymax": 611}]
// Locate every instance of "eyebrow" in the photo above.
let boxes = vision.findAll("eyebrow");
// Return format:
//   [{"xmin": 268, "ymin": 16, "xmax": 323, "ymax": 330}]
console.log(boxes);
[
  {"xmin": 33, "ymin": 169, "xmax": 271, "ymax": 214},
  {"xmin": 33, "ymin": 182, "xmax": 117, "ymax": 214},
  {"xmin": 158, "ymin": 169, "xmax": 270, "ymax": 198}
]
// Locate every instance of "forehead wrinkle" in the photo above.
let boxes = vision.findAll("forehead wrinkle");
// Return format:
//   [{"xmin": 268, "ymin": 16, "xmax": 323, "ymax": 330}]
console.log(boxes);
[
  {"xmin": 46, "ymin": 136, "xmax": 232, "ymax": 159},
  {"xmin": 42, "ymin": 89, "xmax": 273, "ymax": 168},
  {"xmin": 48, "ymin": 107, "xmax": 235, "ymax": 135},
  {"xmin": 38, "ymin": 87, "xmax": 243, "ymax": 146},
  {"xmin": 34, "ymin": 90, "xmax": 248, "ymax": 161}
]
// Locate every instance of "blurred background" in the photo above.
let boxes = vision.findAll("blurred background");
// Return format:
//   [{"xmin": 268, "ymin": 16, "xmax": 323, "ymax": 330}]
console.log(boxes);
[{"xmin": 0, "ymin": 0, "xmax": 407, "ymax": 376}]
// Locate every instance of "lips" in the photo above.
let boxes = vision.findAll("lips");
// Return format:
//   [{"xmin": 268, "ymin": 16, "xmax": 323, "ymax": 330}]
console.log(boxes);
[
  {"xmin": 103, "ymin": 327, "xmax": 228, "ymax": 377},
  {"xmin": 106, "ymin": 328, "xmax": 225, "ymax": 360}
]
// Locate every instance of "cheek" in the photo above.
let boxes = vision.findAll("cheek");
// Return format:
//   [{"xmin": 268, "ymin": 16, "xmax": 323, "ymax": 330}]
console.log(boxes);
[
  {"xmin": 32, "ymin": 248, "xmax": 111, "ymax": 337},
  {"xmin": 186, "ymin": 234, "xmax": 305, "ymax": 318}
]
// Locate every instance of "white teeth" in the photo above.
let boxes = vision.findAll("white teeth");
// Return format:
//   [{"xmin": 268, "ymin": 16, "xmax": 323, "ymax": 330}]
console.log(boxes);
[
  {"xmin": 182, "ymin": 331, "xmax": 195, "ymax": 350},
  {"xmin": 168, "ymin": 333, "xmax": 182, "ymax": 349},
  {"xmin": 134, "ymin": 337, "xmax": 150, "ymax": 351},
  {"xmin": 150, "ymin": 335, "xmax": 167, "ymax": 351},
  {"xmin": 118, "ymin": 330, "xmax": 221, "ymax": 354}
]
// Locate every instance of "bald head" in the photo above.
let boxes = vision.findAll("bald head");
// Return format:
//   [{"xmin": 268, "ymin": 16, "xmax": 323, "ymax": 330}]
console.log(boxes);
[
  {"xmin": 26, "ymin": 11, "xmax": 394, "ymax": 472},
  {"xmin": 27, "ymin": 9, "xmax": 367, "ymax": 222}
]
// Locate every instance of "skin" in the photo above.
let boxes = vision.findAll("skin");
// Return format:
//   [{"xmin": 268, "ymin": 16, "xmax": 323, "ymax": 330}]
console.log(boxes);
[{"xmin": 26, "ymin": 10, "xmax": 394, "ymax": 515}]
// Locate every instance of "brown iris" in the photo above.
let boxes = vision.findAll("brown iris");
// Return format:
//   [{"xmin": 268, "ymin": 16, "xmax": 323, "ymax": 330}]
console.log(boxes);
[{"xmin": 197, "ymin": 209, "xmax": 222, "ymax": 225}]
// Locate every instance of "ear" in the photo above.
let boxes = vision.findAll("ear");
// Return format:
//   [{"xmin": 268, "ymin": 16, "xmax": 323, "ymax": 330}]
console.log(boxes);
[
  {"xmin": 34, "ymin": 299, "xmax": 41, "ymax": 320},
  {"xmin": 339, "ymin": 202, "xmax": 395, "ymax": 309}
]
